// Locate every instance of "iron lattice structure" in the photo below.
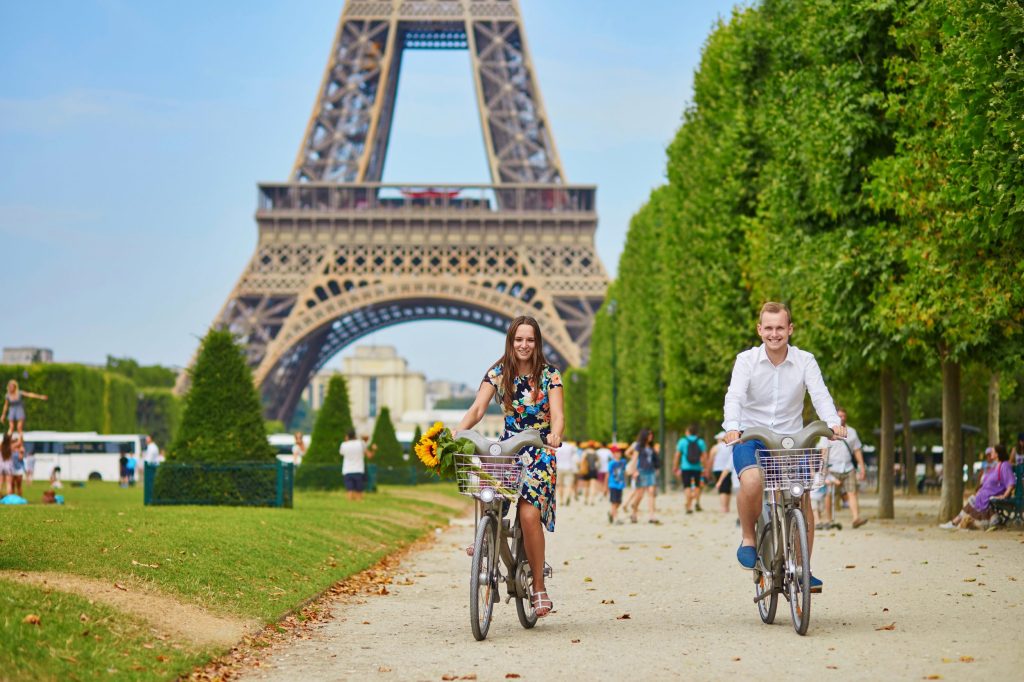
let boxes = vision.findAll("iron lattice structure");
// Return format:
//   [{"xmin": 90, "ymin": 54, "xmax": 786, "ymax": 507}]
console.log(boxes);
[{"xmin": 181, "ymin": 0, "xmax": 609, "ymax": 421}]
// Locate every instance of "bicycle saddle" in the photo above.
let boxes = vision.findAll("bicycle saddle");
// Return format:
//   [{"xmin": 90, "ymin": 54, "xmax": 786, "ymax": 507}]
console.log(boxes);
[
  {"xmin": 738, "ymin": 420, "xmax": 834, "ymax": 450},
  {"xmin": 454, "ymin": 429, "xmax": 545, "ymax": 457}
]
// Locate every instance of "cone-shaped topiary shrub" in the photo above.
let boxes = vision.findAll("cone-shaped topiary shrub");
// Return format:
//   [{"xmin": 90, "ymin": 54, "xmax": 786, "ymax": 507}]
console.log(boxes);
[
  {"xmin": 155, "ymin": 329, "xmax": 276, "ymax": 504},
  {"xmin": 295, "ymin": 375, "xmax": 353, "ymax": 490},
  {"xmin": 370, "ymin": 406, "xmax": 403, "ymax": 469}
]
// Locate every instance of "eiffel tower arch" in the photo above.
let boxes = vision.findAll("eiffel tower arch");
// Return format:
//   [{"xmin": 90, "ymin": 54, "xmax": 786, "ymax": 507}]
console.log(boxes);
[{"xmin": 180, "ymin": 0, "xmax": 609, "ymax": 422}]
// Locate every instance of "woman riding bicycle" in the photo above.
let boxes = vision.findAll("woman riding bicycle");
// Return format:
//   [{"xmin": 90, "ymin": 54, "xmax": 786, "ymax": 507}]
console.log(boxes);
[{"xmin": 456, "ymin": 316, "xmax": 564, "ymax": 618}]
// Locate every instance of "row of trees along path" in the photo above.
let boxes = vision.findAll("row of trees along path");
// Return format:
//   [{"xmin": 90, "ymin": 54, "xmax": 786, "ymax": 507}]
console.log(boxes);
[{"xmin": 573, "ymin": 0, "xmax": 1024, "ymax": 523}]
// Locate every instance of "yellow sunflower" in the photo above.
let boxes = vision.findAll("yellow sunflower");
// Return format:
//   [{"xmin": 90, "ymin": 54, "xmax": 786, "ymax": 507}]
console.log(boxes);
[
  {"xmin": 415, "ymin": 439, "xmax": 439, "ymax": 468},
  {"xmin": 424, "ymin": 421, "xmax": 445, "ymax": 440}
]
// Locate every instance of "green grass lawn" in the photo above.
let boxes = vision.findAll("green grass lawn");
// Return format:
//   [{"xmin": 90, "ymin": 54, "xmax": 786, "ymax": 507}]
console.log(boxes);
[
  {"xmin": 0, "ymin": 579, "xmax": 211, "ymax": 682},
  {"xmin": 0, "ymin": 480, "xmax": 466, "ymax": 679}
]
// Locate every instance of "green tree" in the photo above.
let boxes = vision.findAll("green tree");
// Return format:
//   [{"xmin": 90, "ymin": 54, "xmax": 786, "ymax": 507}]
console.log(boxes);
[
  {"xmin": 562, "ymin": 367, "xmax": 588, "ymax": 442},
  {"xmin": 105, "ymin": 356, "xmax": 177, "ymax": 388},
  {"xmin": 869, "ymin": 0, "xmax": 1024, "ymax": 521},
  {"xmin": 410, "ymin": 424, "xmax": 422, "ymax": 454},
  {"xmin": 168, "ymin": 329, "xmax": 274, "ymax": 463},
  {"xmin": 370, "ymin": 407, "xmax": 403, "ymax": 468},
  {"xmin": 295, "ymin": 375, "xmax": 353, "ymax": 490}
]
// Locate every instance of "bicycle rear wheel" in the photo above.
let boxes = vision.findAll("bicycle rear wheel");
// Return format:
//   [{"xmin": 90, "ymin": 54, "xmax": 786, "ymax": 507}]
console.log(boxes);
[
  {"xmin": 470, "ymin": 514, "xmax": 498, "ymax": 641},
  {"xmin": 785, "ymin": 508, "xmax": 811, "ymax": 635},
  {"xmin": 513, "ymin": 527, "xmax": 538, "ymax": 629},
  {"xmin": 754, "ymin": 516, "xmax": 778, "ymax": 624}
]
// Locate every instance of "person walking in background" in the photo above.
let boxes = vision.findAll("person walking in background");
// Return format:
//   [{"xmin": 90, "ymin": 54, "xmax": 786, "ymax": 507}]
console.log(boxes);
[
  {"xmin": 1, "ymin": 434, "xmax": 12, "ymax": 494},
  {"xmin": 818, "ymin": 407, "xmax": 868, "ymax": 528},
  {"xmin": 292, "ymin": 431, "xmax": 307, "ymax": 467},
  {"xmin": 596, "ymin": 441, "xmax": 612, "ymax": 501},
  {"xmin": 340, "ymin": 430, "xmax": 375, "ymax": 501},
  {"xmin": 606, "ymin": 444, "xmax": 627, "ymax": 524},
  {"xmin": 9, "ymin": 435, "xmax": 25, "ymax": 496},
  {"xmin": 23, "ymin": 437, "xmax": 35, "ymax": 487},
  {"xmin": 625, "ymin": 428, "xmax": 661, "ymax": 524},
  {"xmin": 710, "ymin": 432, "xmax": 734, "ymax": 513},
  {"xmin": 581, "ymin": 442, "xmax": 599, "ymax": 505},
  {"xmin": 2, "ymin": 380, "xmax": 48, "ymax": 439},
  {"xmin": 125, "ymin": 448, "xmax": 136, "ymax": 486},
  {"xmin": 119, "ymin": 450, "xmax": 129, "ymax": 487},
  {"xmin": 675, "ymin": 424, "xmax": 706, "ymax": 514},
  {"xmin": 555, "ymin": 440, "xmax": 577, "ymax": 507}
]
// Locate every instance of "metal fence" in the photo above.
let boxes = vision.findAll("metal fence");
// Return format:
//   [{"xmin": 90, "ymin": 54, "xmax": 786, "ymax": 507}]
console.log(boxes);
[{"xmin": 143, "ymin": 461, "xmax": 294, "ymax": 508}]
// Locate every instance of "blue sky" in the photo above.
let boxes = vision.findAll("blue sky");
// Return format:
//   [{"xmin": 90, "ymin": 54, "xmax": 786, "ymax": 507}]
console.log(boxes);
[{"xmin": 0, "ymin": 0, "xmax": 741, "ymax": 386}]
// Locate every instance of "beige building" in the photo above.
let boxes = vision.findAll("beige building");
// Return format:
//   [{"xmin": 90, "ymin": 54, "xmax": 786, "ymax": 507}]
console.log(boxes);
[{"xmin": 305, "ymin": 345, "xmax": 504, "ymax": 440}]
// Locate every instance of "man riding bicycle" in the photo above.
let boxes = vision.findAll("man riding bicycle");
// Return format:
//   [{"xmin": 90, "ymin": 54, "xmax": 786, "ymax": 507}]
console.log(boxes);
[{"xmin": 723, "ymin": 302, "xmax": 846, "ymax": 591}]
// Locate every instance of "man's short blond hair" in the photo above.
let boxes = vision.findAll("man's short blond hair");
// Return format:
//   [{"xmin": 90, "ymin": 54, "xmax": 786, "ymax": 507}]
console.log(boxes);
[{"xmin": 759, "ymin": 301, "xmax": 791, "ymax": 325}]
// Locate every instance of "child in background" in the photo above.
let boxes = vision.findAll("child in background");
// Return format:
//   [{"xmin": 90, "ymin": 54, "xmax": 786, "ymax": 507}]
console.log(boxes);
[
  {"xmin": 606, "ymin": 445, "xmax": 627, "ymax": 524},
  {"xmin": 10, "ymin": 435, "xmax": 25, "ymax": 496},
  {"xmin": 49, "ymin": 466, "xmax": 63, "ymax": 489}
]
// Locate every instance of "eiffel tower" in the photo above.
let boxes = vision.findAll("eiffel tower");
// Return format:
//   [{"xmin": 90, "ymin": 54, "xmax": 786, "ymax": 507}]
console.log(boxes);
[{"xmin": 181, "ymin": 0, "xmax": 609, "ymax": 422}]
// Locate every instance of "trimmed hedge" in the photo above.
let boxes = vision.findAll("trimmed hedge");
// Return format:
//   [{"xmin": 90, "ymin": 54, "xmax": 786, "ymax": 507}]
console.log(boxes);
[
  {"xmin": 0, "ymin": 364, "xmax": 140, "ymax": 433},
  {"xmin": 137, "ymin": 388, "xmax": 182, "ymax": 446}
]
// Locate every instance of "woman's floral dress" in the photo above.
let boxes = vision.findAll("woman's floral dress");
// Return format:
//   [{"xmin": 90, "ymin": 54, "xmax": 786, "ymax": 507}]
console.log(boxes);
[{"xmin": 484, "ymin": 364, "xmax": 562, "ymax": 531}]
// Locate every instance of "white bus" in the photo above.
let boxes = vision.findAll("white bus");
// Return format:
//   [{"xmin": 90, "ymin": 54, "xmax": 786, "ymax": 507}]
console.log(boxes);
[{"xmin": 23, "ymin": 431, "xmax": 145, "ymax": 482}]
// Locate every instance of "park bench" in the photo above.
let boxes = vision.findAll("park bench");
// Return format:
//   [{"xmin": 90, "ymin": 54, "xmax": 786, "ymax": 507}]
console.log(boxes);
[{"xmin": 989, "ymin": 463, "xmax": 1024, "ymax": 527}]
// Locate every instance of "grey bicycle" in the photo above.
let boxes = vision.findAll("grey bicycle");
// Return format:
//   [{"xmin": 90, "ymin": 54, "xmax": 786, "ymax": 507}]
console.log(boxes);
[
  {"xmin": 455, "ymin": 429, "xmax": 552, "ymax": 641},
  {"xmin": 738, "ymin": 421, "xmax": 833, "ymax": 635}
]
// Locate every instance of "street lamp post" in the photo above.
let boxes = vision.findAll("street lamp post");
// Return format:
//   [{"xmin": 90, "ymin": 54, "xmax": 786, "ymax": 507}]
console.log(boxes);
[{"xmin": 607, "ymin": 299, "xmax": 618, "ymax": 444}]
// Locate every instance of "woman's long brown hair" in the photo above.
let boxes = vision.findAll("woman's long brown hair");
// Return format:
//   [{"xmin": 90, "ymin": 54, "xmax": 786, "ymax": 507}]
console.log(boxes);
[{"xmin": 492, "ymin": 316, "xmax": 549, "ymax": 412}]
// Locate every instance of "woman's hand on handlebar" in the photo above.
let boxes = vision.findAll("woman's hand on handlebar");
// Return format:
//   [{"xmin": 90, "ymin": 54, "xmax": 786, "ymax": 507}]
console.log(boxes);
[
  {"xmin": 724, "ymin": 430, "xmax": 741, "ymax": 446},
  {"xmin": 545, "ymin": 433, "xmax": 562, "ymax": 449},
  {"xmin": 829, "ymin": 424, "xmax": 848, "ymax": 440}
]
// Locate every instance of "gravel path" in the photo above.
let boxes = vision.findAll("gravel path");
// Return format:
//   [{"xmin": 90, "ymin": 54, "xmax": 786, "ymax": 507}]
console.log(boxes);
[{"xmin": 240, "ymin": 490, "xmax": 1024, "ymax": 681}]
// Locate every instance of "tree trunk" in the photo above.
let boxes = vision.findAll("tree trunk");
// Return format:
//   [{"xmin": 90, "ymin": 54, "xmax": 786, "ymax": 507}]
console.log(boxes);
[
  {"xmin": 988, "ymin": 371, "xmax": 1000, "ymax": 447},
  {"xmin": 898, "ymin": 380, "xmax": 915, "ymax": 497},
  {"xmin": 938, "ymin": 356, "xmax": 963, "ymax": 522},
  {"xmin": 878, "ymin": 367, "xmax": 895, "ymax": 518}
]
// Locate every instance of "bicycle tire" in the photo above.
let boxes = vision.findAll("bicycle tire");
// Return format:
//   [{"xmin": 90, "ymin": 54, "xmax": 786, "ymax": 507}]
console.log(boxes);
[
  {"xmin": 785, "ymin": 508, "xmax": 811, "ymax": 635},
  {"xmin": 513, "ymin": 528, "xmax": 538, "ymax": 629},
  {"xmin": 469, "ymin": 514, "xmax": 497, "ymax": 641},
  {"xmin": 754, "ymin": 517, "xmax": 778, "ymax": 624}
]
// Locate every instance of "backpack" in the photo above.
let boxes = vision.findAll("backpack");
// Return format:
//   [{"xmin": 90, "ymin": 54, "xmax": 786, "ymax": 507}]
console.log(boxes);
[
  {"xmin": 685, "ymin": 437, "xmax": 702, "ymax": 466},
  {"xmin": 585, "ymin": 451, "xmax": 598, "ymax": 475},
  {"xmin": 577, "ymin": 452, "xmax": 589, "ymax": 477}
]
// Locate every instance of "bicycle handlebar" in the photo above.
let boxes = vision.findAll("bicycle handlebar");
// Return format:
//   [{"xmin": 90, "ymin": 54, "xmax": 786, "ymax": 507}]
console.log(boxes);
[
  {"xmin": 454, "ymin": 429, "xmax": 546, "ymax": 457},
  {"xmin": 736, "ymin": 420, "xmax": 835, "ymax": 450}
]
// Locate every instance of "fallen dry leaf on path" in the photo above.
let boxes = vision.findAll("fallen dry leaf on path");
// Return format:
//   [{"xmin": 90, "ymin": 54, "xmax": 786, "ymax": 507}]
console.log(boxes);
[
  {"xmin": 661, "ymin": 545, "xmax": 672, "ymax": 549},
  {"xmin": 732, "ymin": 657, "xmax": 741, "ymax": 662},
  {"xmin": 583, "ymin": 577, "xmax": 593, "ymax": 582},
  {"xmin": 963, "ymin": 578, "xmax": 976, "ymax": 583},
  {"xmin": 378, "ymin": 666, "xmax": 391, "ymax": 672},
  {"xmin": 23, "ymin": 614, "xmax": 40, "ymax": 625},
  {"xmin": 571, "ymin": 639, "xmax": 580, "ymax": 644},
  {"xmin": 959, "ymin": 656, "xmax": 974, "ymax": 663},
  {"xmin": 361, "ymin": 621, "xmax": 371, "ymax": 625},
  {"xmin": 845, "ymin": 565, "xmax": 856, "ymax": 569},
  {"xmin": 616, "ymin": 613, "xmax": 631, "ymax": 620},
  {"xmin": 827, "ymin": 665, "xmax": 838, "ymax": 669},
  {"xmin": 875, "ymin": 623, "xmax": 896, "ymax": 631},
  {"xmin": 79, "ymin": 613, "xmax": 89, "ymax": 623},
  {"xmin": 600, "ymin": 599, "xmax": 615, "ymax": 604},
  {"xmin": 378, "ymin": 585, "xmax": 389, "ymax": 595},
  {"xmin": 505, "ymin": 675, "xmax": 521, "ymax": 679},
  {"xmin": 114, "ymin": 583, "xmax": 128, "ymax": 591},
  {"xmin": 923, "ymin": 675, "xmax": 942, "ymax": 680}
]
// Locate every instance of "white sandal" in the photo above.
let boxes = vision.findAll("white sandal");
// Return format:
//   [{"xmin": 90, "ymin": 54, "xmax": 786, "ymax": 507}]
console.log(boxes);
[{"xmin": 531, "ymin": 590, "xmax": 553, "ymax": 617}]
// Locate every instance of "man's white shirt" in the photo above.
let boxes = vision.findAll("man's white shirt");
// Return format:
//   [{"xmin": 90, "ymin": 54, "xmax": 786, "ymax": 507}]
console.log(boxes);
[
  {"xmin": 144, "ymin": 442, "xmax": 160, "ymax": 464},
  {"xmin": 723, "ymin": 344, "xmax": 840, "ymax": 435},
  {"xmin": 818, "ymin": 426, "xmax": 862, "ymax": 473}
]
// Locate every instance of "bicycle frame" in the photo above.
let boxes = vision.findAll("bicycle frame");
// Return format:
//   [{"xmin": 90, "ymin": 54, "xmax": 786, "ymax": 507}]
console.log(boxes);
[{"xmin": 473, "ymin": 498, "xmax": 528, "ymax": 603}]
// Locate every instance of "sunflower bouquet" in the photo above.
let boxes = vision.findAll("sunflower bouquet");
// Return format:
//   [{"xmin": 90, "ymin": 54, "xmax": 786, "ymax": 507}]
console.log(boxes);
[{"xmin": 414, "ymin": 422, "xmax": 517, "ymax": 497}]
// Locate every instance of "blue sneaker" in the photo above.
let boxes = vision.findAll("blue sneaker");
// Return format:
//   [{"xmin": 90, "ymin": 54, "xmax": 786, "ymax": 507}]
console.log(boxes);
[
  {"xmin": 810, "ymin": 575, "xmax": 823, "ymax": 593},
  {"xmin": 737, "ymin": 544, "xmax": 756, "ymax": 570}
]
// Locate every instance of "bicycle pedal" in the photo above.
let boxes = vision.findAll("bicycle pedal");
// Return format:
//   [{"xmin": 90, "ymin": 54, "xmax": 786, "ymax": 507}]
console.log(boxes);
[{"xmin": 543, "ymin": 562, "xmax": 553, "ymax": 578}]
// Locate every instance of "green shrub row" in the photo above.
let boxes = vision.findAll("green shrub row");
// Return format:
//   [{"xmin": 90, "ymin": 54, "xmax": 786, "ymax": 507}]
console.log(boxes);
[{"xmin": 0, "ymin": 364, "xmax": 183, "ymax": 440}]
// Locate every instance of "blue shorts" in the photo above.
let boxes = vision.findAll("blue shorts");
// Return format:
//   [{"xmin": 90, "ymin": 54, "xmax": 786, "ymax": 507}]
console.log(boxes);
[
  {"xmin": 637, "ymin": 469, "xmax": 657, "ymax": 488},
  {"xmin": 732, "ymin": 439, "xmax": 765, "ymax": 478},
  {"xmin": 343, "ymin": 473, "xmax": 366, "ymax": 492}
]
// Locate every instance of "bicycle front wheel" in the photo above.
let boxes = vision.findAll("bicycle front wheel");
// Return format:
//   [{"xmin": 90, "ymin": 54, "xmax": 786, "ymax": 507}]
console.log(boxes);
[
  {"xmin": 785, "ymin": 508, "xmax": 811, "ymax": 635},
  {"xmin": 754, "ymin": 516, "xmax": 778, "ymax": 624},
  {"xmin": 470, "ymin": 514, "xmax": 498, "ymax": 641},
  {"xmin": 513, "ymin": 527, "xmax": 538, "ymax": 629}
]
